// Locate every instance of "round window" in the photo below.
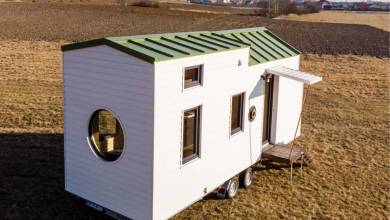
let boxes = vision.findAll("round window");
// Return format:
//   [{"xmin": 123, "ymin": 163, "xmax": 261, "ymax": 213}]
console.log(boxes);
[
  {"xmin": 88, "ymin": 109, "xmax": 124, "ymax": 161},
  {"xmin": 249, "ymin": 106, "xmax": 256, "ymax": 122}
]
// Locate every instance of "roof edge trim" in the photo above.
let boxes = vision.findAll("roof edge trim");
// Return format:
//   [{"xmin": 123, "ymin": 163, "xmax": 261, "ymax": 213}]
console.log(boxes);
[
  {"xmin": 61, "ymin": 38, "xmax": 106, "ymax": 51},
  {"xmin": 61, "ymin": 38, "xmax": 156, "ymax": 64},
  {"xmin": 213, "ymin": 27, "xmax": 267, "ymax": 34}
]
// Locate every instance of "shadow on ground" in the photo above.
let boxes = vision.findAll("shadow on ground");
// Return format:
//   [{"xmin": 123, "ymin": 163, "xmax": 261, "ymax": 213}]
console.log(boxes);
[
  {"xmin": 0, "ymin": 134, "xmax": 313, "ymax": 218},
  {"xmin": 0, "ymin": 133, "xmax": 112, "ymax": 220}
]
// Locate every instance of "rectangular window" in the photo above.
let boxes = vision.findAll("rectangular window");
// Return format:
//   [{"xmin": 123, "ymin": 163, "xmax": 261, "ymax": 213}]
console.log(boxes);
[
  {"xmin": 182, "ymin": 106, "xmax": 201, "ymax": 164},
  {"xmin": 184, "ymin": 65, "xmax": 202, "ymax": 89},
  {"xmin": 231, "ymin": 93, "xmax": 244, "ymax": 135}
]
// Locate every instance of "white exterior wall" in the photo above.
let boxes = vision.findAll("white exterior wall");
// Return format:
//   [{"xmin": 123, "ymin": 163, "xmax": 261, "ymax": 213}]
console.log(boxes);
[
  {"xmin": 153, "ymin": 48, "xmax": 301, "ymax": 219},
  {"xmin": 63, "ymin": 44, "xmax": 303, "ymax": 220},
  {"xmin": 272, "ymin": 75, "xmax": 303, "ymax": 144},
  {"xmin": 63, "ymin": 46, "xmax": 154, "ymax": 220},
  {"xmin": 247, "ymin": 56, "xmax": 302, "ymax": 144}
]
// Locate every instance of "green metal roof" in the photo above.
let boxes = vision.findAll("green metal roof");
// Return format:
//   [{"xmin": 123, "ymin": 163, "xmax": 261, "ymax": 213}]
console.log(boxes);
[{"xmin": 61, "ymin": 27, "xmax": 300, "ymax": 66}]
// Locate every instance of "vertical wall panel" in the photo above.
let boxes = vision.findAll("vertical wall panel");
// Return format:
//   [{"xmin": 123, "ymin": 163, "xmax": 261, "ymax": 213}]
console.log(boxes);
[{"xmin": 63, "ymin": 45, "xmax": 154, "ymax": 220}]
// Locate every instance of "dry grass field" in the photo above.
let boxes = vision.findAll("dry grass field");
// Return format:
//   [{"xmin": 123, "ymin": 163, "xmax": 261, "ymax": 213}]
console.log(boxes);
[
  {"xmin": 279, "ymin": 10, "xmax": 390, "ymax": 32},
  {"xmin": 0, "ymin": 2, "xmax": 389, "ymax": 220},
  {"xmin": 0, "ymin": 40, "xmax": 388, "ymax": 219}
]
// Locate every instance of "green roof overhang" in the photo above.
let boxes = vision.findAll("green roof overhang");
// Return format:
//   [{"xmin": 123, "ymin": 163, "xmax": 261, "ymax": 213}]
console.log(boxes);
[{"xmin": 61, "ymin": 27, "xmax": 300, "ymax": 66}]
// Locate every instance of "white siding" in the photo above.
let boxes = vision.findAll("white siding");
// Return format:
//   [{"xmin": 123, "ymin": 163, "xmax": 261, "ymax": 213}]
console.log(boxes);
[
  {"xmin": 64, "ymin": 43, "xmax": 303, "ymax": 220},
  {"xmin": 272, "ymin": 75, "xmax": 304, "ymax": 144},
  {"xmin": 247, "ymin": 56, "xmax": 301, "ymax": 145},
  {"xmin": 153, "ymin": 48, "xmax": 300, "ymax": 219},
  {"xmin": 63, "ymin": 45, "xmax": 154, "ymax": 220}
]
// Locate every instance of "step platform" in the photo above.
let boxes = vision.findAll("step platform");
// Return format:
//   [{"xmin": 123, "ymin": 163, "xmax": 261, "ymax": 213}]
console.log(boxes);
[{"xmin": 262, "ymin": 144, "xmax": 312, "ymax": 165}]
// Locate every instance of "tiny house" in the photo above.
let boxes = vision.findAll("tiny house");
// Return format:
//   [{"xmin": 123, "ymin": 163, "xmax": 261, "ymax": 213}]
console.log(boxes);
[{"xmin": 62, "ymin": 27, "xmax": 321, "ymax": 220}]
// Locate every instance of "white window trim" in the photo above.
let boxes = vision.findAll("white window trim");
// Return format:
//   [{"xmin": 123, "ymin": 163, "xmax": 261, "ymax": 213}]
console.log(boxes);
[
  {"xmin": 230, "ymin": 92, "xmax": 245, "ymax": 138},
  {"xmin": 182, "ymin": 64, "xmax": 204, "ymax": 91},
  {"xmin": 180, "ymin": 105, "xmax": 202, "ymax": 167}
]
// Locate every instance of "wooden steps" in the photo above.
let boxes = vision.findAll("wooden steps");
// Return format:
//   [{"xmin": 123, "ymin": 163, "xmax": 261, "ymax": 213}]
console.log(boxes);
[{"xmin": 262, "ymin": 144, "xmax": 311, "ymax": 165}]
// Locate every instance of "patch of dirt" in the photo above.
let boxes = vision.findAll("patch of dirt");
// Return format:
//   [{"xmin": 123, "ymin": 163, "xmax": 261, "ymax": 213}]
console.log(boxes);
[
  {"xmin": 0, "ymin": 40, "xmax": 388, "ymax": 219},
  {"xmin": 0, "ymin": 2, "xmax": 388, "ymax": 57}
]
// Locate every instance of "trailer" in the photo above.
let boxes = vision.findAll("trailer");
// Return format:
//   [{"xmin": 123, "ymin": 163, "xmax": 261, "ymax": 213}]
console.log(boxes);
[{"xmin": 61, "ymin": 27, "xmax": 322, "ymax": 220}]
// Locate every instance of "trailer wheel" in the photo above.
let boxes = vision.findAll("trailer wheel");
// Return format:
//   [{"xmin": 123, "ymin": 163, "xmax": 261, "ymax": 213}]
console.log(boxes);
[
  {"xmin": 239, "ymin": 167, "xmax": 253, "ymax": 189},
  {"xmin": 226, "ymin": 178, "xmax": 239, "ymax": 199}
]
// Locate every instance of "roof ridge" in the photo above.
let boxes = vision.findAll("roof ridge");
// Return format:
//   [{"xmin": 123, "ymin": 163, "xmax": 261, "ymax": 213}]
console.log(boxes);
[
  {"xmin": 107, "ymin": 30, "xmax": 211, "ymax": 42},
  {"xmin": 106, "ymin": 27, "xmax": 267, "ymax": 42},
  {"xmin": 212, "ymin": 27, "xmax": 267, "ymax": 35}
]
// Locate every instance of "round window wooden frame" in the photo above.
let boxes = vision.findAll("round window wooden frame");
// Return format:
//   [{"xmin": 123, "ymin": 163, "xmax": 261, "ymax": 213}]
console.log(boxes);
[
  {"xmin": 88, "ymin": 109, "xmax": 125, "ymax": 162},
  {"xmin": 249, "ymin": 106, "xmax": 256, "ymax": 122}
]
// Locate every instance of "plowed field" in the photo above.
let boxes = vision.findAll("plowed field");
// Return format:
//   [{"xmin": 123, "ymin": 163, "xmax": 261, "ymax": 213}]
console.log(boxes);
[{"xmin": 0, "ymin": 2, "xmax": 388, "ymax": 57}]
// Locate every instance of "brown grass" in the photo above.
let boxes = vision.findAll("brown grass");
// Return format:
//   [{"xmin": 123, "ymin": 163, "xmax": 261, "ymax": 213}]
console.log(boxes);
[
  {"xmin": 279, "ymin": 10, "xmax": 390, "ymax": 32},
  {"xmin": 0, "ymin": 40, "xmax": 63, "ymax": 134},
  {"xmin": 0, "ymin": 39, "xmax": 388, "ymax": 219}
]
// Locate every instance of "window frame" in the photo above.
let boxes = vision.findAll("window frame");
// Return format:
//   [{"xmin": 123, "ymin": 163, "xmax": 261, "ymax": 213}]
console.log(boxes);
[
  {"xmin": 87, "ymin": 109, "xmax": 125, "ymax": 162},
  {"xmin": 230, "ymin": 92, "xmax": 245, "ymax": 135},
  {"xmin": 183, "ymin": 65, "xmax": 203, "ymax": 89},
  {"xmin": 181, "ymin": 105, "xmax": 202, "ymax": 165}
]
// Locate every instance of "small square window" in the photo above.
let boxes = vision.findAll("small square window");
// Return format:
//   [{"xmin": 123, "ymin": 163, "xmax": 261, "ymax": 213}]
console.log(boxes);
[{"xmin": 184, "ymin": 65, "xmax": 202, "ymax": 89}]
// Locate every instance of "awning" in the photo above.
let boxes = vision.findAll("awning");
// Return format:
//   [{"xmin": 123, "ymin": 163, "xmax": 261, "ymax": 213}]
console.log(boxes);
[{"xmin": 266, "ymin": 66, "xmax": 322, "ymax": 85}]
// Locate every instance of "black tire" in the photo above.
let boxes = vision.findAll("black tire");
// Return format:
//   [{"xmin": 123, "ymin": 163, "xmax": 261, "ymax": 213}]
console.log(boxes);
[
  {"xmin": 226, "ymin": 178, "xmax": 239, "ymax": 199},
  {"xmin": 239, "ymin": 167, "xmax": 253, "ymax": 189}
]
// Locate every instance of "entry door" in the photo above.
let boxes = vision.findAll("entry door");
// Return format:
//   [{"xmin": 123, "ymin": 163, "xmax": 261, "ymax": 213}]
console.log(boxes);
[{"xmin": 262, "ymin": 75, "xmax": 274, "ymax": 144}]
